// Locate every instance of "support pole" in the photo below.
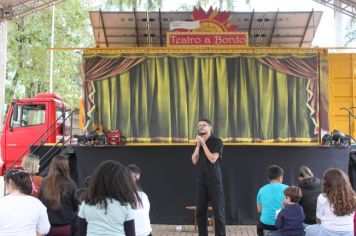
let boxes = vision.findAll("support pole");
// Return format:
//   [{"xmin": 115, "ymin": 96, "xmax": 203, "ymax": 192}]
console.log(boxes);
[
  {"xmin": 49, "ymin": 5, "xmax": 55, "ymax": 93},
  {"xmin": 0, "ymin": 20, "xmax": 8, "ymax": 130},
  {"xmin": 0, "ymin": 20, "xmax": 7, "ymax": 166}
]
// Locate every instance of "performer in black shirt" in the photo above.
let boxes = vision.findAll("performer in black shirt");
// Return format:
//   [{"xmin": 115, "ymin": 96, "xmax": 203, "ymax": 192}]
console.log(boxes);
[{"xmin": 191, "ymin": 118, "xmax": 225, "ymax": 236}]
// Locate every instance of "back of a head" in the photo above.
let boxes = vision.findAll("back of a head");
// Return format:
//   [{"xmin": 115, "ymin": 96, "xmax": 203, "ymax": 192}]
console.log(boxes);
[
  {"xmin": 284, "ymin": 186, "xmax": 302, "ymax": 203},
  {"xmin": 43, "ymin": 155, "xmax": 72, "ymax": 210},
  {"xmin": 127, "ymin": 164, "xmax": 141, "ymax": 176},
  {"xmin": 268, "ymin": 165, "xmax": 284, "ymax": 181},
  {"xmin": 75, "ymin": 188, "xmax": 88, "ymax": 205},
  {"xmin": 299, "ymin": 166, "xmax": 313, "ymax": 179},
  {"xmin": 5, "ymin": 167, "xmax": 32, "ymax": 195},
  {"xmin": 21, "ymin": 154, "xmax": 40, "ymax": 175},
  {"xmin": 87, "ymin": 160, "xmax": 139, "ymax": 210},
  {"xmin": 48, "ymin": 155, "xmax": 70, "ymax": 180},
  {"xmin": 323, "ymin": 168, "xmax": 356, "ymax": 216}
]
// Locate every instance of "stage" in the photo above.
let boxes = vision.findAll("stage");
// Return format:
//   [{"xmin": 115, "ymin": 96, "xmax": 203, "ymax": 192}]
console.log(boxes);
[{"xmin": 63, "ymin": 144, "xmax": 350, "ymax": 225}]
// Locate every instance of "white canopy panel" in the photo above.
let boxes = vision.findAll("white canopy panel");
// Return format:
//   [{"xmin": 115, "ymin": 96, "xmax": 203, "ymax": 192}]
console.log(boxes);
[{"xmin": 90, "ymin": 10, "xmax": 322, "ymax": 48}]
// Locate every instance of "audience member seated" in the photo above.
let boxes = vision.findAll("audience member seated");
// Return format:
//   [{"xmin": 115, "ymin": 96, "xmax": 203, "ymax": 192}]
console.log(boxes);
[
  {"xmin": 78, "ymin": 160, "xmax": 141, "ymax": 236},
  {"xmin": 0, "ymin": 167, "xmax": 50, "ymax": 236},
  {"xmin": 305, "ymin": 168, "xmax": 356, "ymax": 236},
  {"xmin": 269, "ymin": 186, "xmax": 305, "ymax": 236},
  {"xmin": 40, "ymin": 155, "xmax": 77, "ymax": 236},
  {"xmin": 354, "ymin": 212, "xmax": 356, "ymax": 236},
  {"xmin": 75, "ymin": 188, "xmax": 88, "ymax": 206},
  {"xmin": 72, "ymin": 188, "xmax": 88, "ymax": 236},
  {"xmin": 127, "ymin": 164, "xmax": 153, "ymax": 236},
  {"xmin": 21, "ymin": 154, "xmax": 42, "ymax": 198},
  {"xmin": 297, "ymin": 165, "xmax": 322, "ymax": 227},
  {"xmin": 256, "ymin": 165, "xmax": 288, "ymax": 236}
]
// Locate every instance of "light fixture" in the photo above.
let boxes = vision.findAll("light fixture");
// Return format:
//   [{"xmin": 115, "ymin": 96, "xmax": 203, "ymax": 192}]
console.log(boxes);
[
  {"xmin": 331, "ymin": 130, "xmax": 345, "ymax": 145},
  {"xmin": 321, "ymin": 133, "xmax": 332, "ymax": 145}
]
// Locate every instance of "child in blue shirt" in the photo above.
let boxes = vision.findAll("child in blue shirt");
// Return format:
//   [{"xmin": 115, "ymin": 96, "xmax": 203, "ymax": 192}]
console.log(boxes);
[
  {"xmin": 256, "ymin": 165, "xmax": 288, "ymax": 236},
  {"xmin": 269, "ymin": 186, "xmax": 305, "ymax": 236}
]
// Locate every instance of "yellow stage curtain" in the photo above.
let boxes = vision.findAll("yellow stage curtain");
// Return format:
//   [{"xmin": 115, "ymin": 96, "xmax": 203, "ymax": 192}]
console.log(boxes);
[{"xmin": 91, "ymin": 54, "xmax": 319, "ymax": 143}]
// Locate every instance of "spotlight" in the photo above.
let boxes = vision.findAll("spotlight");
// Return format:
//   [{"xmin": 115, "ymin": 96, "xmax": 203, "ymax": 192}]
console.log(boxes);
[
  {"xmin": 341, "ymin": 135, "xmax": 352, "ymax": 145},
  {"xmin": 321, "ymin": 133, "xmax": 332, "ymax": 145},
  {"xmin": 332, "ymin": 130, "xmax": 345, "ymax": 144}
]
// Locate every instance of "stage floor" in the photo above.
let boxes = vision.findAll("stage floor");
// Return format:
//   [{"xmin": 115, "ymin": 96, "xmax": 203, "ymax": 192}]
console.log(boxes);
[{"xmin": 151, "ymin": 224, "xmax": 255, "ymax": 236}]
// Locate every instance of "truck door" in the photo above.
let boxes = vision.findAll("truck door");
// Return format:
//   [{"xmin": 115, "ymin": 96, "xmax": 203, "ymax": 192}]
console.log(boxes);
[{"xmin": 5, "ymin": 103, "xmax": 48, "ymax": 165}]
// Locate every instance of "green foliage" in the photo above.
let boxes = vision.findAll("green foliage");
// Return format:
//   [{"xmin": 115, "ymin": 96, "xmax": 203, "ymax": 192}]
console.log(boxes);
[
  {"xmin": 345, "ymin": 18, "xmax": 356, "ymax": 46},
  {"xmin": 5, "ymin": 0, "xmax": 248, "ymax": 111},
  {"xmin": 6, "ymin": 0, "xmax": 95, "ymax": 109},
  {"xmin": 177, "ymin": 0, "xmax": 250, "ymax": 11},
  {"xmin": 104, "ymin": 0, "xmax": 163, "ymax": 10}
]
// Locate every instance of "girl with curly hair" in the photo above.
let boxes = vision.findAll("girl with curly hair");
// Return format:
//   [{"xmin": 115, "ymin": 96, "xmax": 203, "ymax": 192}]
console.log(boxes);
[
  {"xmin": 305, "ymin": 168, "xmax": 356, "ymax": 236},
  {"xmin": 78, "ymin": 160, "xmax": 141, "ymax": 236}
]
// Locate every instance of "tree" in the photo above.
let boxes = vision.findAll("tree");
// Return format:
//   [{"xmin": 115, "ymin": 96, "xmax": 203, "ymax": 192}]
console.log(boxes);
[
  {"xmin": 345, "ymin": 18, "xmax": 356, "ymax": 46},
  {"xmin": 5, "ymin": 0, "xmax": 249, "ymax": 110},
  {"xmin": 103, "ymin": 0, "xmax": 163, "ymax": 10},
  {"xmin": 178, "ymin": 0, "xmax": 250, "ymax": 11},
  {"xmin": 6, "ymin": 0, "xmax": 95, "ymax": 108},
  {"xmin": 103, "ymin": 0, "xmax": 247, "ymax": 11}
]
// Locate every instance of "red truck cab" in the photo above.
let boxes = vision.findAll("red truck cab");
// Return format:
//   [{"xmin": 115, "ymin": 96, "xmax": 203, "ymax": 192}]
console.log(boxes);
[{"xmin": 0, "ymin": 93, "xmax": 71, "ymax": 175}]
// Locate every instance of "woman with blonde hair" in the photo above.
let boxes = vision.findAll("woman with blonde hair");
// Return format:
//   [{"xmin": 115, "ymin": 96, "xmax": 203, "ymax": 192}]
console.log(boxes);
[
  {"xmin": 40, "ymin": 155, "xmax": 77, "ymax": 236},
  {"xmin": 21, "ymin": 154, "xmax": 42, "ymax": 198},
  {"xmin": 305, "ymin": 168, "xmax": 356, "ymax": 236}
]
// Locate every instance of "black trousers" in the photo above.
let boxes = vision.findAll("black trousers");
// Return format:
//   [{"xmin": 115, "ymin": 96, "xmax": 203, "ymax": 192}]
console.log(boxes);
[
  {"xmin": 196, "ymin": 182, "xmax": 226, "ymax": 236},
  {"xmin": 256, "ymin": 220, "xmax": 277, "ymax": 236}
]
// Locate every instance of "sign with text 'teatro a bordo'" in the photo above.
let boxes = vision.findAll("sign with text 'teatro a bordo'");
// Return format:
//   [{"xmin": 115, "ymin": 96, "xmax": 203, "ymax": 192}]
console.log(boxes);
[
  {"xmin": 167, "ymin": 32, "xmax": 248, "ymax": 47},
  {"xmin": 167, "ymin": 7, "xmax": 248, "ymax": 47}
]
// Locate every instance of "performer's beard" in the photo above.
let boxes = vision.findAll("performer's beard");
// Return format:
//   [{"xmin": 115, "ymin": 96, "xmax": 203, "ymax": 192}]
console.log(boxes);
[{"xmin": 198, "ymin": 131, "xmax": 206, "ymax": 136}]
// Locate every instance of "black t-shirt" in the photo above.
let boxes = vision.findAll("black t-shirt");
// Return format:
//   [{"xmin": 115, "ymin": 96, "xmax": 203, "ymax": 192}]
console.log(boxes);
[
  {"xmin": 196, "ymin": 135, "xmax": 223, "ymax": 185},
  {"xmin": 40, "ymin": 180, "xmax": 78, "ymax": 226}
]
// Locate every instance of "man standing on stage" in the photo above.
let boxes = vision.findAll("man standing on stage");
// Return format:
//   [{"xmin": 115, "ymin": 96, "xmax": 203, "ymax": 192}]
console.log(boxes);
[{"xmin": 191, "ymin": 118, "xmax": 226, "ymax": 236}]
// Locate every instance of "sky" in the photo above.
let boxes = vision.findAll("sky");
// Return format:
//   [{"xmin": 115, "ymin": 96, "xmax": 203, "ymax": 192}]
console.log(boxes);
[{"xmin": 160, "ymin": 0, "xmax": 352, "ymax": 47}]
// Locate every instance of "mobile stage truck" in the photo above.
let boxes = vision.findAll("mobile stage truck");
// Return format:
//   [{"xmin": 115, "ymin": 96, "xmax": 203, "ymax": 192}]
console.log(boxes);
[{"xmin": 2, "ymin": 7, "xmax": 356, "ymax": 225}]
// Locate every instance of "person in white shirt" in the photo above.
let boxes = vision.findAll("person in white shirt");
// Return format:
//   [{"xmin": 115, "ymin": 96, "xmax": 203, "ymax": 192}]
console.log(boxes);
[
  {"xmin": 0, "ymin": 167, "xmax": 50, "ymax": 236},
  {"xmin": 305, "ymin": 168, "xmax": 356, "ymax": 236},
  {"xmin": 127, "ymin": 164, "xmax": 153, "ymax": 236}
]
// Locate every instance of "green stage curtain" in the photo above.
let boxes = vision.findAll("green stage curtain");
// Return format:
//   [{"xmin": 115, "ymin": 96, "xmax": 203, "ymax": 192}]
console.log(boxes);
[{"xmin": 91, "ymin": 55, "xmax": 319, "ymax": 143}]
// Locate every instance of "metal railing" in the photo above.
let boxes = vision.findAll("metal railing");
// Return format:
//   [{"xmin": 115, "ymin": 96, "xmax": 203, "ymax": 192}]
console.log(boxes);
[
  {"xmin": 340, "ymin": 107, "xmax": 356, "ymax": 137},
  {"xmin": 3, "ymin": 109, "xmax": 75, "ymax": 176}
]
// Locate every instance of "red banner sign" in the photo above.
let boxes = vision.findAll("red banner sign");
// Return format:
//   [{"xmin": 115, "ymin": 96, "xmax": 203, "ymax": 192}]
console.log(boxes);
[{"xmin": 167, "ymin": 32, "xmax": 248, "ymax": 47}]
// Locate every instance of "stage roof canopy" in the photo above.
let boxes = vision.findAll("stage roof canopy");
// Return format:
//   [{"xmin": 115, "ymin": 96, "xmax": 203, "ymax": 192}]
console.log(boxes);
[
  {"xmin": 0, "ymin": 0, "xmax": 64, "ymax": 21},
  {"xmin": 90, "ymin": 10, "xmax": 322, "ymax": 48}
]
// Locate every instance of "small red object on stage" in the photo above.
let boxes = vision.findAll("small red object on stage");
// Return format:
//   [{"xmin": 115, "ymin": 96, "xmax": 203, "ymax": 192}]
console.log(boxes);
[{"xmin": 106, "ymin": 130, "xmax": 126, "ymax": 145}]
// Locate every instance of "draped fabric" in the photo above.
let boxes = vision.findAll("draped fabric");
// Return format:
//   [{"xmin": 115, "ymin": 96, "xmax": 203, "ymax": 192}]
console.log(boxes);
[
  {"xmin": 82, "ymin": 55, "xmax": 145, "ymax": 129},
  {"xmin": 84, "ymin": 53, "xmax": 319, "ymax": 143},
  {"xmin": 257, "ymin": 56, "xmax": 319, "ymax": 132},
  {"xmin": 257, "ymin": 56, "xmax": 318, "ymax": 79},
  {"xmin": 84, "ymin": 56, "xmax": 145, "ymax": 81}
]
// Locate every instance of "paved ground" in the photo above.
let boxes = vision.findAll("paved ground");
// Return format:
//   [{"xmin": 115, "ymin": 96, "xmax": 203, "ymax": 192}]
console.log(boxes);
[{"xmin": 152, "ymin": 225, "xmax": 256, "ymax": 236}]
